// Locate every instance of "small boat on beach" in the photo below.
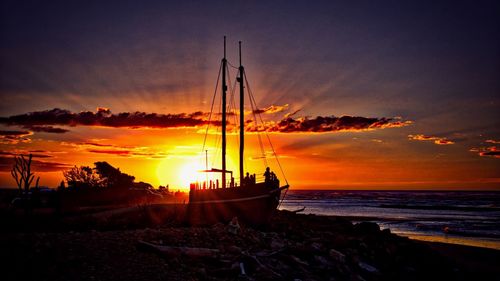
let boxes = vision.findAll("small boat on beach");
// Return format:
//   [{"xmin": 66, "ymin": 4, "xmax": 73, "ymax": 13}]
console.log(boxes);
[{"xmin": 187, "ymin": 37, "xmax": 289, "ymax": 225}]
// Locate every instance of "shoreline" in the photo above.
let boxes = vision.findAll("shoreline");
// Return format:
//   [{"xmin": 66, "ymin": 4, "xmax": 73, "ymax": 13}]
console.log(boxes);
[
  {"xmin": 279, "ymin": 189, "xmax": 500, "ymax": 253},
  {"xmin": 402, "ymin": 232, "xmax": 500, "ymax": 251},
  {"xmin": 284, "ymin": 212, "xmax": 500, "ymax": 251}
]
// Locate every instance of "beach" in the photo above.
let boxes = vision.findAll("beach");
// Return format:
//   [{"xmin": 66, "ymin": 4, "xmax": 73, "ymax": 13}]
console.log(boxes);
[{"xmin": 1, "ymin": 202, "xmax": 499, "ymax": 281}]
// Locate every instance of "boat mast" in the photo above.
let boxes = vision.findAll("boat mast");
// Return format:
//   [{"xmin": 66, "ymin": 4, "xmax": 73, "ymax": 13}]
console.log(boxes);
[
  {"xmin": 221, "ymin": 36, "xmax": 227, "ymax": 188},
  {"xmin": 238, "ymin": 41, "xmax": 245, "ymax": 187}
]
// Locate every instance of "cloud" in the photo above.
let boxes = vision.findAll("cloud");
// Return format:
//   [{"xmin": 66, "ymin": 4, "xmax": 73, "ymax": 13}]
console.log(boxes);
[
  {"xmin": 1, "ymin": 108, "xmax": 412, "ymax": 135},
  {"xmin": 248, "ymin": 151, "xmax": 295, "ymax": 160},
  {"xmin": 284, "ymin": 109, "xmax": 301, "ymax": 118},
  {"xmin": 0, "ymin": 130, "xmax": 33, "ymax": 144},
  {"xmin": 0, "ymin": 150, "xmax": 53, "ymax": 158},
  {"xmin": 86, "ymin": 149, "xmax": 167, "ymax": 158},
  {"xmin": 0, "ymin": 156, "xmax": 71, "ymax": 172},
  {"xmin": 22, "ymin": 125, "xmax": 69, "ymax": 133},
  {"xmin": 247, "ymin": 116, "xmax": 412, "ymax": 133},
  {"xmin": 408, "ymin": 134, "xmax": 454, "ymax": 145},
  {"xmin": 83, "ymin": 142, "xmax": 114, "ymax": 147},
  {"xmin": 87, "ymin": 149, "xmax": 132, "ymax": 156},
  {"xmin": 252, "ymin": 104, "xmax": 289, "ymax": 114},
  {"xmin": 0, "ymin": 130, "xmax": 30, "ymax": 136},
  {"xmin": 0, "ymin": 108, "xmax": 214, "ymax": 131},
  {"xmin": 433, "ymin": 139, "xmax": 455, "ymax": 145},
  {"xmin": 61, "ymin": 141, "xmax": 168, "ymax": 158},
  {"xmin": 470, "ymin": 146, "xmax": 500, "ymax": 159}
]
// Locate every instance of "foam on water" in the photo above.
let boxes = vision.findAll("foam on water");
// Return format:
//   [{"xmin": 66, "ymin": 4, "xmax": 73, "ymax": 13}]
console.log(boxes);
[{"xmin": 279, "ymin": 190, "xmax": 500, "ymax": 250}]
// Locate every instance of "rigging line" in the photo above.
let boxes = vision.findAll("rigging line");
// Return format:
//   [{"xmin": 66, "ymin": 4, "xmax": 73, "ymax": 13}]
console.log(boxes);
[
  {"xmin": 260, "ymin": 118, "xmax": 288, "ymax": 185},
  {"xmin": 278, "ymin": 187, "xmax": 288, "ymax": 209},
  {"xmin": 227, "ymin": 60, "xmax": 239, "ymax": 70},
  {"xmin": 229, "ymin": 72, "xmax": 249, "ymax": 173},
  {"xmin": 225, "ymin": 64, "xmax": 236, "ymax": 149},
  {"xmin": 225, "ymin": 62, "xmax": 234, "ymax": 126},
  {"xmin": 226, "ymin": 63, "xmax": 242, "ymax": 160},
  {"xmin": 212, "ymin": 78, "xmax": 223, "ymax": 168},
  {"xmin": 225, "ymin": 69, "xmax": 238, "ymax": 163},
  {"xmin": 249, "ymin": 97, "xmax": 268, "ymax": 168},
  {"xmin": 226, "ymin": 62, "xmax": 232, "ymax": 94},
  {"xmin": 229, "ymin": 73, "xmax": 240, "ymax": 150},
  {"xmin": 202, "ymin": 61, "xmax": 223, "ymax": 153},
  {"xmin": 244, "ymin": 72, "xmax": 288, "ymax": 185},
  {"xmin": 244, "ymin": 75, "xmax": 268, "ymax": 168},
  {"xmin": 254, "ymin": 95, "xmax": 288, "ymax": 185},
  {"xmin": 212, "ymin": 108, "xmax": 221, "ymax": 167},
  {"xmin": 226, "ymin": 63, "xmax": 234, "ymax": 116}
]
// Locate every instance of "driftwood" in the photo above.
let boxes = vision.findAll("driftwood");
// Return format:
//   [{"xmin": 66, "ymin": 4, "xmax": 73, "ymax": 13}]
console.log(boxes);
[
  {"xmin": 255, "ymin": 247, "xmax": 287, "ymax": 257},
  {"xmin": 137, "ymin": 240, "xmax": 219, "ymax": 259},
  {"xmin": 239, "ymin": 262, "xmax": 246, "ymax": 275},
  {"xmin": 242, "ymin": 251, "xmax": 282, "ymax": 278},
  {"xmin": 291, "ymin": 206, "xmax": 306, "ymax": 213}
]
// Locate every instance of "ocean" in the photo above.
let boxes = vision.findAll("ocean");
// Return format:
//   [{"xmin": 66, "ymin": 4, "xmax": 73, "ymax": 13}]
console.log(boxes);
[{"xmin": 279, "ymin": 190, "xmax": 500, "ymax": 250}]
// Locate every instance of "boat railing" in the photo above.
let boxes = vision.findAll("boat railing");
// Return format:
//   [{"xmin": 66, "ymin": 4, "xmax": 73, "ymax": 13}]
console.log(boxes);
[{"xmin": 189, "ymin": 174, "xmax": 278, "ymax": 191}]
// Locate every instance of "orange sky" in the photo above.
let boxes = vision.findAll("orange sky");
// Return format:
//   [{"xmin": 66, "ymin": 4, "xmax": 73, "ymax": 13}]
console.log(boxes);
[
  {"xmin": 1, "ymin": 1, "xmax": 499, "ymax": 191},
  {"xmin": 1, "ymin": 120, "xmax": 499, "ymax": 191}
]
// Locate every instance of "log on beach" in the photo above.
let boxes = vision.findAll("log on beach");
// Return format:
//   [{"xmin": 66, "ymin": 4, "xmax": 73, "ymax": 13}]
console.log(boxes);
[{"xmin": 137, "ymin": 240, "xmax": 220, "ymax": 259}]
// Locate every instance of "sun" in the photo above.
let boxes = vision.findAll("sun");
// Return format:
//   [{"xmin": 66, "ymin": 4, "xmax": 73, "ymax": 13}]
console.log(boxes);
[
  {"xmin": 156, "ymin": 157, "xmax": 206, "ymax": 190},
  {"xmin": 179, "ymin": 161, "xmax": 206, "ymax": 188}
]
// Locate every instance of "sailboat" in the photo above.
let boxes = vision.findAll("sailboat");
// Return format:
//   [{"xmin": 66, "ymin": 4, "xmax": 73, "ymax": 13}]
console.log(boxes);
[{"xmin": 187, "ymin": 37, "xmax": 289, "ymax": 225}]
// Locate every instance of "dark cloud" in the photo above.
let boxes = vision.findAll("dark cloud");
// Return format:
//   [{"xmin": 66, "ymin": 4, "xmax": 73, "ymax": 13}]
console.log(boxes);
[
  {"xmin": 86, "ymin": 148, "xmax": 167, "ymax": 158},
  {"xmin": 0, "ymin": 130, "xmax": 32, "ymax": 144},
  {"xmin": 0, "ymin": 130, "xmax": 31, "ymax": 136},
  {"xmin": 82, "ymin": 142, "xmax": 122, "ymax": 148},
  {"xmin": 60, "ymin": 141, "xmax": 167, "ymax": 158},
  {"xmin": 0, "ymin": 150, "xmax": 52, "ymax": 158},
  {"xmin": 23, "ymin": 125, "xmax": 69, "ymax": 133},
  {"xmin": 1, "ymin": 108, "xmax": 411, "ymax": 134},
  {"xmin": 480, "ymin": 150, "xmax": 500, "ymax": 158},
  {"xmin": 63, "ymin": 141, "xmax": 131, "ymax": 150},
  {"xmin": 0, "ymin": 156, "xmax": 71, "ymax": 172},
  {"xmin": 87, "ymin": 149, "xmax": 131, "ymax": 156},
  {"xmin": 485, "ymin": 139, "xmax": 500, "ymax": 144},
  {"xmin": 470, "ymin": 146, "xmax": 500, "ymax": 159},
  {"xmin": 86, "ymin": 149, "xmax": 167, "ymax": 158},
  {"xmin": 0, "ymin": 108, "xmax": 213, "ymax": 131},
  {"xmin": 247, "ymin": 116, "xmax": 412, "ymax": 133}
]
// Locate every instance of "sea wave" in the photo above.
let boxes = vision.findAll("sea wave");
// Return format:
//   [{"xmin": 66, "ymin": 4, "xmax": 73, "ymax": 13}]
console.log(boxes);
[{"xmin": 280, "ymin": 190, "xmax": 500, "ymax": 248}]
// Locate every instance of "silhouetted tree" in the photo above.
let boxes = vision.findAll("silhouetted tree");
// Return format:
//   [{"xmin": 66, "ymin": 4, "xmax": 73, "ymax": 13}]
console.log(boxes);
[
  {"xmin": 63, "ymin": 165, "xmax": 102, "ymax": 189},
  {"xmin": 133, "ymin": 181, "xmax": 153, "ymax": 189},
  {"xmin": 63, "ymin": 161, "xmax": 145, "ymax": 191},
  {"xmin": 11, "ymin": 154, "xmax": 39, "ymax": 194},
  {"xmin": 94, "ymin": 161, "xmax": 134, "ymax": 188}
]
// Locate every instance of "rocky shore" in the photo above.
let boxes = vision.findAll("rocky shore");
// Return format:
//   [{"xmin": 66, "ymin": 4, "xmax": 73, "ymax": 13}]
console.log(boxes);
[{"xmin": 1, "ymin": 206, "xmax": 499, "ymax": 281}]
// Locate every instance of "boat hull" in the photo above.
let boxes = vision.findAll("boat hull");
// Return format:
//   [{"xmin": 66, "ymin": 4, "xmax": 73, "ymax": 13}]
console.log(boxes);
[{"xmin": 187, "ymin": 182, "xmax": 286, "ymax": 225}]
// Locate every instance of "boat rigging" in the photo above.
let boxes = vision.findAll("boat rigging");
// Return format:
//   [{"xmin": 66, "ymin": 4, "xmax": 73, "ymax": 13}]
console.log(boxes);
[{"xmin": 188, "ymin": 36, "xmax": 289, "ymax": 225}]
